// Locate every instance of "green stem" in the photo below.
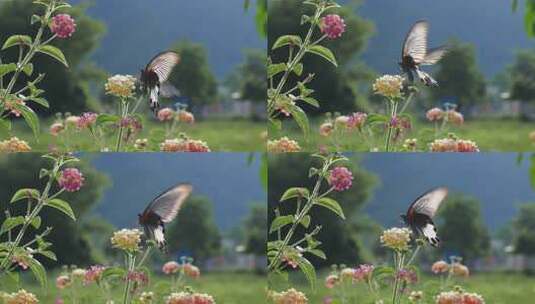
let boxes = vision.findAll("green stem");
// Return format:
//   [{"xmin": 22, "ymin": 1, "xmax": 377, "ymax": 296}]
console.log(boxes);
[
  {"xmin": 115, "ymin": 100, "xmax": 128, "ymax": 152},
  {"xmin": 268, "ymin": 4, "xmax": 324, "ymax": 119},
  {"xmin": 0, "ymin": 156, "xmax": 62, "ymax": 272},
  {"xmin": 122, "ymin": 253, "xmax": 136, "ymax": 304},
  {"xmin": 268, "ymin": 156, "xmax": 334, "ymax": 271},
  {"xmin": 385, "ymin": 100, "xmax": 398, "ymax": 152}
]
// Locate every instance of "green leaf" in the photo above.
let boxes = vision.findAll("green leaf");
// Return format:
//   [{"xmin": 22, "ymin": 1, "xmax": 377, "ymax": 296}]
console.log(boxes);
[
  {"xmin": 101, "ymin": 267, "xmax": 126, "ymax": 280},
  {"xmin": 28, "ymin": 97, "xmax": 49, "ymax": 108},
  {"xmin": 269, "ymin": 215, "xmax": 294, "ymax": 233},
  {"xmin": 0, "ymin": 63, "xmax": 17, "ymax": 78},
  {"xmin": 37, "ymin": 45, "xmax": 69, "ymax": 67},
  {"xmin": 0, "ymin": 216, "xmax": 25, "ymax": 234},
  {"xmin": 315, "ymin": 197, "xmax": 345, "ymax": 219},
  {"xmin": 14, "ymin": 103, "xmax": 40, "ymax": 138},
  {"xmin": 300, "ymin": 215, "xmax": 311, "ymax": 228},
  {"xmin": 307, "ymin": 45, "xmax": 338, "ymax": 66},
  {"xmin": 308, "ymin": 249, "xmax": 326, "ymax": 259},
  {"xmin": 367, "ymin": 113, "xmax": 388, "ymax": 125},
  {"xmin": 280, "ymin": 187, "xmax": 310, "ymax": 201},
  {"xmin": 300, "ymin": 97, "xmax": 320, "ymax": 108},
  {"xmin": 10, "ymin": 188, "xmax": 40, "ymax": 203},
  {"xmin": 96, "ymin": 113, "xmax": 120, "ymax": 126},
  {"xmin": 38, "ymin": 250, "xmax": 57, "ymax": 261},
  {"xmin": 2, "ymin": 35, "xmax": 32, "ymax": 50},
  {"xmin": 45, "ymin": 199, "xmax": 76, "ymax": 221},
  {"xmin": 287, "ymin": 102, "xmax": 310, "ymax": 138},
  {"xmin": 22, "ymin": 63, "xmax": 33, "ymax": 76},
  {"xmin": 292, "ymin": 63, "xmax": 303, "ymax": 76},
  {"xmin": 296, "ymin": 255, "xmax": 316, "ymax": 289},
  {"xmin": 372, "ymin": 265, "xmax": 395, "ymax": 281},
  {"xmin": 31, "ymin": 14, "xmax": 41, "ymax": 25},
  {"xmin": 272, "ymin": 35, "xmax": 302, "ymax": 50},
  {"xmin": 27, "ymin": 257, "xmax": 47, "ymax": 287},
  {"xmin": 268, "ymin": 63, "xmax": 287, "ymax": 78},
  {"xmin": 30, "ymin": 216, "xmax": 41, "ymax": 229}
]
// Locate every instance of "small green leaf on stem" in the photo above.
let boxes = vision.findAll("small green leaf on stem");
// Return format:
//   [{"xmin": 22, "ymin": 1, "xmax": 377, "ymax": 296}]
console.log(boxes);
[
  {"xmin": 13, "ymin": 103, "xmax": 40, "ymax": 138},
  {"xmin": 37, "ymin": 45, "xmax": 69, "ymax": 67},
  {"xmin": 45, "ymin": 199, "xmax": 76, "ymax": 221},
  {"xmin": 0, "ymin": 63, "xmax": 17, "ymax": 78},
  {"xmin": 287, "ymin": 102, "xmax": 310, "ymax": 138},
  {"xmin": 307, "ymin": 45, "xmax": 338, "ymax": 66},
  {"xmin": 1, "ymin": 35, "xmax": 32, "ymax": 50},
  {"xmin": 315, "ymin": 197, "xmax": 345, "ymax": 219},
  {"xmin": 308, "ymin": 249, "xmax": 326, "ymax": 259},
  {"xmin": 269, "ymin": 215, "xmax": 294, "ymax": 233},
  {"xmin": 27, "ymin": 257, "xmax": 47, "ymax": 287},
  {"xmin": 30, "ymin": 216, "xmax": 41, "ymax": 229},
  {"xmin": 300, "ymin": 215, "xmax": 311, "ymax": 228},
  {"xmin": 272, "ymin": 35, "xmax": 303, "ymax": 50},
  {"xmin": 22, "ymin": 63, "xmax": 34, "ymax": 76},
  {"xmin": 280, "ymin": 187, "xmax": 310, "ymax": 201},
  {"xmin": 0, "ymin": 216, "xmax": 25, "ymax": 235},
  {"xmin": 10, "ymin": 188, "xmax": 40, "ymax": 203},
  {"xmin": 296, "ymin": 255, "xmax": 316, "ymax": 290},
  {"xmin": 268, "ymin": 63, "xmax": 287, "ymax": 78}
]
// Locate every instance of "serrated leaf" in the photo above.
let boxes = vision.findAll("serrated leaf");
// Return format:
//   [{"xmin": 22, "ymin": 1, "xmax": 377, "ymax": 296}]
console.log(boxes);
[
  {"xmin": 0, "ymin": 63, "xmax": 17, "ymax": 78},
  {"xmin": 296, "ymin": 255, "xmax": 316, "ymax": 289},
  {"xmin": 45, "ymin": 199, "xmax": 76, "ymax": 221},
  {"xmin": 2, "ymin": 35, "xmax": 32, "ymax": 50},
  {"xmin": 280, "ymin": 187, "xmax": 310, "ymax": 201},
  {"xmin": 307, "ymin": 45, "xmax": 338, "ymax": 66},
  {"xmin": 22, "ymin": 63, "xmax": 33, "ymax": 76},
  {"xmin": 37, "ymin": 45, "xmax": 69, "ymax": 67},
  {"xmin": 1, "ymin": 216, "xmax": 25, "ymax": 235},
  {"xmin": 268, "ymin": 63, "xmax": 287, "ymax": 78},
  {"xmin": 315, "ymin": 197, "xmax": 345, "ymax": 219},
  {"xmin": 10, "ymin": 188, "xmax": 40, "ymax": 203},
  {"xmin": 300, "ymin": 215, "xmax": 311, "ymax": 228},
  {"xmin": 27, "ymin": 257, "xmax": 47, "ymax": 286},
  {"xmin": 272, "ymin": 35, "xmax": 302, "ymax": 50},
  {"xmin": 269, "ymin": 215, "xmax": 294, "ymax": 233}
]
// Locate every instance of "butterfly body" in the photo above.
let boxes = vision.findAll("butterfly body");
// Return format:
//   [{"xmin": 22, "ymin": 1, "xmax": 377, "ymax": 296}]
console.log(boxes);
[
  {"xmin": 139, "ymin": 51, "xmax": 181, "ymax": 113},
  {"xmin": 401, "ymin": 187, "xmax": 448, "ymax": 247},
  {"xmin": 138, "ymin": 183, "xmax": 192, "ymax": 251},
  {"xmin": 400, "ymin": 20, "xmax": 447, "ymax": 87}
]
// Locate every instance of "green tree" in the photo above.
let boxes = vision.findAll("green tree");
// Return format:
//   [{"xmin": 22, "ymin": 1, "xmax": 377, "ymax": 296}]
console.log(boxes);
[
  {"xmin": 166, "ymin": 196, "xmax": 221, "ymax": 263},
  {"xmin": 243, "ymin": 204, "xmax": 267, "ymax": 257},
  {"xmin": 268, "ymin": 0, "xmax": 375, "ymax": 114},
  {"xmin": 0, "ymin": 154, "xmax": 110, "ymax": 267},
  {"xmin": 168, "ymin": 41, "xmax": 218, "ymax": 109},
  {"xmin": 236, "ymin": 49, "xmax": 267, "ymax": 103},
  {"xmin": 513, "ymin": 204, "xmax": 535, "ymax": 255},
  {"xmin": 437, "ymin": 194, "xmax": 490, "ymax": 262},
  {"xmin": 268, "ymin": 154, "xmax": 377, "ymax": 267},
  {"xmin": 0, "ymin": 0, "xmax": 106, "ymax": 115},
  {"xmin": 430, "ymin": 40, "xmax": 487, "ymax": 111},
  {"xmin": 510, "ymin": 50, "xmax": 535, "ymax": 104}
]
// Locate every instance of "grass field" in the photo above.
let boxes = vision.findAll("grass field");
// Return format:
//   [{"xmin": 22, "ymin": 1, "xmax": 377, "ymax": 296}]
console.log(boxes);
[
  {"xmin": 0, "ymin": 271, "xmax": 266, "ymax": 303},
  {"xmin": 1, "ymin": 118, "xmax": 266, "ymax": 152},
  {"xmin": 271, "ymin": 118, "xmax": 535, "ymax": 152},
  {"xmin": 273, "ymin": 271, "xmax": 535, "ymax": 304}
]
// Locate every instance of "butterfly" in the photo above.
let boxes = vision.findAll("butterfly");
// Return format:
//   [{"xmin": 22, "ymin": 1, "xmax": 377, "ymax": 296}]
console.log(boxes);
[
  {"xmin": 399, "ymin": 20, "xmax": 447, "ymax": 87},
  {"xmin": 139, "ymin": 51, "xmax": 181, "ymax": 113},
  {"xmin": 400, "ymin": 187, "xmax": 448, "ymax": 247},
  {"xmin": 138, "ymin": 183, "xmax": 192, "ymax": 251}
]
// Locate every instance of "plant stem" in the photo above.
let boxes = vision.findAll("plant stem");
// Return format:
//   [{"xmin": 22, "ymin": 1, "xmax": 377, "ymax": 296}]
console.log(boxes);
[
  {"xmin": 268, "ymin": 155, "xmax": 333, "ymax": 271},
  {"xmin": 122, "ymin": 253, "xmax": 136, "ymax": 304},
  {"xmin": 115, "ymin": 100, "xmax": 128, "ymax": 152},
  {"xmin": 268, "ymin": 4, "xmax": 324, "ymax": 119},
  {"xmin": 0, "ymin": 156, "xmax": 62, "ymax": 272},
  {"xmin": 385, "ymin": 100, "xmax": 398, "ymax": 152}
]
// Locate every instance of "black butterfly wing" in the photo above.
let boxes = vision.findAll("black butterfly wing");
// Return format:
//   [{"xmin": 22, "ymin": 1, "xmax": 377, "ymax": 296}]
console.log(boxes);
[
  {"xmin": 143, "ymin": 183, "xmax": 192, "ymax": 223},
  {"xmin": 406, "ymin": 187, "xmax": 448, "ymax": 247},
  {"xmin": 145, "ymin": 51, "xmax": 180, "ymax": 84},
  {"xmin": 402, "ymin": 20, "xmax": 429, "ymax": 64},
  {"xmin": 421, "ymin": 46, "xmax": 448, "ymax": 65},
  {"xmin": 407, "ymin": 187, "xmax": 448, "ymax": 219}
]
